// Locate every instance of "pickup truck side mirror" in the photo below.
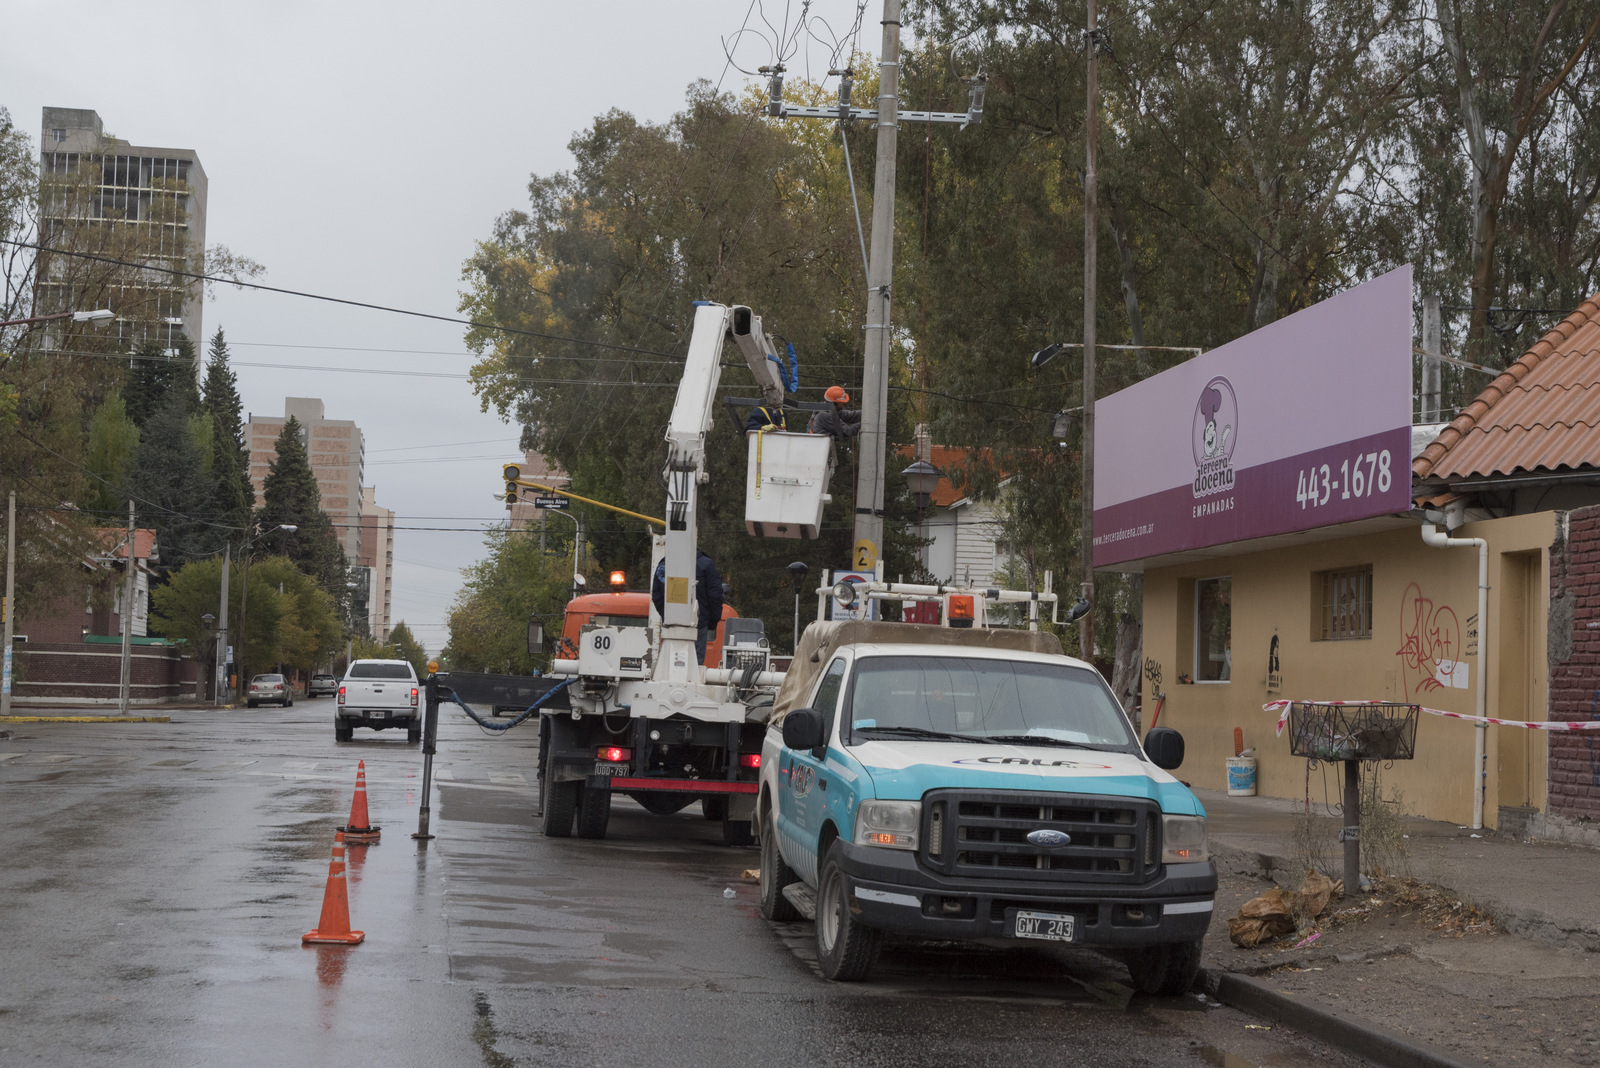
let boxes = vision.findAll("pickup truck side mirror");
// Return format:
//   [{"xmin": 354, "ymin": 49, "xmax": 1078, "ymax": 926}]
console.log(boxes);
[
  {"xmin": 1144, "ymin": 727, "xmax": 1185, "ymax": 771},
  {"xmin": 782, "ymin": 708, "xmax": 826, "ymax": 751}
]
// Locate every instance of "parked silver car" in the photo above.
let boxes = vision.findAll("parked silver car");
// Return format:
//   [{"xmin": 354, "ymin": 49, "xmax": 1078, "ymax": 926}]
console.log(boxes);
[{"xmin": 247, "ymin": 673, "xmax": 295, "ymax": 708}]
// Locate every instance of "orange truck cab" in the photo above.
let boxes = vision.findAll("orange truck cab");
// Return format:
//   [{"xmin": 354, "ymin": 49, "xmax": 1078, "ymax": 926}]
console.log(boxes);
[{"xmin": 559, "ymin": 590, "xmax": 738, "ymax": 666}]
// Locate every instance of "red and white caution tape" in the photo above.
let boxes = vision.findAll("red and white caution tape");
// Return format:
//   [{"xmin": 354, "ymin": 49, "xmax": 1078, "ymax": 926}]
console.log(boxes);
[{"xmin": 1263, "ymin": 699, "xmax": 1600, "ymax": 737}]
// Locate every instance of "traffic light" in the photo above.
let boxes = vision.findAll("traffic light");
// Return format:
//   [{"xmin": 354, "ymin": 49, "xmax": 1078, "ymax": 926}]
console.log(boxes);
[{"xmin": 503, "ymin": 464, "xmax": 521, "ymax": 510}]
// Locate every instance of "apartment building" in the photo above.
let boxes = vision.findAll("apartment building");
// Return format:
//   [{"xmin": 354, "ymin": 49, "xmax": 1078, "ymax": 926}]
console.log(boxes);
[
  {"xmin": 359, "ymin": 487, "xmax": 395, "ymax": 641},
  {"xmin": 246, "ymin": 398, "xmax": 365, "ymax": 562},
  {"xmin": 37, "ymin": 107, "xmax": 207, "ymax": 356}
]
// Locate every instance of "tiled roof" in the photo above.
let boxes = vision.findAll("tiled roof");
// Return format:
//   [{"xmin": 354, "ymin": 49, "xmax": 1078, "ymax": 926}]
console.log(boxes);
[
  {"xmin": 95, "ymin": 528, "xmax": 158, "ymax": 562},
  {"xmin": 892, "ymin": 445, "xmax": 1006, "ymax": 508},
  {"xmin": 1413, "ymin": 294, "xmax": 1600, "ymax": 482}
]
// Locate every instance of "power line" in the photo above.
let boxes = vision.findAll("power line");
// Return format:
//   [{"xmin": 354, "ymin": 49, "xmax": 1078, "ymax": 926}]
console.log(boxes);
[{"xmin": 0, "ymin": 238, "xmax": 682, "ymax": 359}]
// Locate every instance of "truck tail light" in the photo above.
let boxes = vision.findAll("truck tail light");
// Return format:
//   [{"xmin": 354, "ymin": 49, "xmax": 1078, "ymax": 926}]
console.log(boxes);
[
  {"xmin": 947, "ymin": 595, "xmax": 975, "ymax": 628},
  {"xmin": 337, "ymin": 687, "xmax": 346, "ymax": 705},
  {"xmin": 739, "ymin": 753, "xmax": 761, "ymax": 769},
  {"xmin": 410, "ymin": 687, "xmax": 419, "ymax": 707},
  {"xmin": 597, "ymin": 746, "xmax": 632, "ymax": 763}
]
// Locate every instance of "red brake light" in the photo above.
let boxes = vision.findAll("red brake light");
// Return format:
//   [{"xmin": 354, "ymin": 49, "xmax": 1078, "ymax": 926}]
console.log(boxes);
[
  {"xmin": 597, "ymin": 746, "xmax": 632, "ymax": 763},
  {"xmin": 337, "ymin": 686, "xmax": 346, "ymax": 705},
  {"xmin": 410, "ymin": 687, "xmax": 419, "ymax": 706},
  {"xmin": 739, "ymin": 753, "xmax": 761, "ymax": 768}
]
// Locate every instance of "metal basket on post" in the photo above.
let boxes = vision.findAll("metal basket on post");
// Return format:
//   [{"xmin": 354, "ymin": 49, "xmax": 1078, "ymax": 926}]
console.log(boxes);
[
  {"xmin": 1287, "ymin": 702, "xmax": 1419, "ymax": 763},
  {"xmin": 1284, "ymin": 701, "xmax": 1419, "ymax": 896}
]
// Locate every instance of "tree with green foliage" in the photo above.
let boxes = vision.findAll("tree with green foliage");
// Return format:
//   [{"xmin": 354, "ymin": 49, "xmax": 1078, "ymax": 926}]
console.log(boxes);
[
  {"xmin": 123, "ymin": 335, "xmax": 200, "ymax": 430},
  {"xmin": 444, "ymin": 528, "xmax": 578, "ymax": 673},
  {"xmin": 83, "ymin": 394, "xmax": 140, "ymax": 520},
  {"xmin": 201, "ymin": 329, "xmax": 254, "ymax": 535},
  {"xmin": 388, "ymin": 621, "xmax": 429, "ymax": 679},
  {"xmin": 150, "ymin": 553, "xmax": 340, "ymax": 677},
  {"xmin": 256, "ymin": 415, "xmax": 347, "ymax": 598},
  {"xmin": 127, "ymin": 389, "xmax": 214, "ymax": 572}
]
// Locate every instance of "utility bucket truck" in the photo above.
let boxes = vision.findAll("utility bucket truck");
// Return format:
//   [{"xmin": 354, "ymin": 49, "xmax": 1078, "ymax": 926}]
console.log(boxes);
[{"xmin": 533, "ymin": 302, "xmax": 818, "ymax": 845}]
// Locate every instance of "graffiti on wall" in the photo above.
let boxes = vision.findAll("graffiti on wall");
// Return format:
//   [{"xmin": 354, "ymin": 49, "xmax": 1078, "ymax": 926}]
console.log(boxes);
[
  {"xmin": 1143, "ymin": 657, "xmax": 1164, "ymax": 694},
  {"xmin": 1395, "ymin": 582, "xmax": 1466, "ymax": 698}
]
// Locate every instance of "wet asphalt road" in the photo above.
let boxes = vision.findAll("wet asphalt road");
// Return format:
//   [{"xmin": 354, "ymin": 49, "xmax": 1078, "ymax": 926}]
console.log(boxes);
[{"xmin": 0, "ymin": 701, "xmax": 1373, "ymax": 1067}]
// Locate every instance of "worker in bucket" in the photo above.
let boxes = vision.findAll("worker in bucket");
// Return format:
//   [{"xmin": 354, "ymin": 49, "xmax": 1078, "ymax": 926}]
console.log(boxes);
[
  {"xmin": 651, "ymin": 550, "xmax": 726, "ymax": 665},
  {"xmin": 743, "ymin": 401, "xmax": 786, "ymax": 434},
  {"xmin": 807, "ymin": 385, "xmax": 861, "ymax": 440}
]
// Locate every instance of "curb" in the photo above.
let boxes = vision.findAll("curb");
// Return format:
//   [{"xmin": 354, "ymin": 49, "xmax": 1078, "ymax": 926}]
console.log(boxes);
[
  {"xmin": 0, "ymin": 715, "xmax": 172, "ymax": 723},
  {"xmin": 1203, "ymin": 970, "xmax": 1476, "ymax": 1068}
]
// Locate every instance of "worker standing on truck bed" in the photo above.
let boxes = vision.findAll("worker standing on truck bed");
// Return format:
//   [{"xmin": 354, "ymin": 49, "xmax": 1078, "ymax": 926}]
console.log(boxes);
[
  {"xmin": 807, "ymin": 385, "xmax": 861, "ymax": 440},
  {"xmin": 652, "ymin": 550, "xmax": 725, "ymax": 665}
]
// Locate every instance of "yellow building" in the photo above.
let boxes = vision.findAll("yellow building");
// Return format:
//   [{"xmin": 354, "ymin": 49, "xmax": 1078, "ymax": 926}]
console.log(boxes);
[{"xmin": 1103, "ymin": 281, "xmax": 1600, "ymax": 841}]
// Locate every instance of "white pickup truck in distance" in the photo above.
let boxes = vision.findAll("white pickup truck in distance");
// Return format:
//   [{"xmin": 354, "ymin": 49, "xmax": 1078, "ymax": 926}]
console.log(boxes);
[
  {"xmin": 756, "ymin": 621, "xmax": 1215, "ymax": 994},
  {"xmin": 336, "ymin": 659, "xmax": 421, "ymax": 743}
]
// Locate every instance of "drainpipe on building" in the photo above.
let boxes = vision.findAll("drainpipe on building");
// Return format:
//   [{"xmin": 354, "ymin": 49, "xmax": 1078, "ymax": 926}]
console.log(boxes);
[{"xmin": 1420, "ymin": 521, "xmax": 1490, "ymax": 829}]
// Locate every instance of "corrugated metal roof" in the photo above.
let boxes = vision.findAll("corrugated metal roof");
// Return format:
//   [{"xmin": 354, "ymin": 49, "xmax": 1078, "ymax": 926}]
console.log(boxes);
[{"xmin": 1414, "ymin": 294, "xmax": 1600, "ymax": 482}]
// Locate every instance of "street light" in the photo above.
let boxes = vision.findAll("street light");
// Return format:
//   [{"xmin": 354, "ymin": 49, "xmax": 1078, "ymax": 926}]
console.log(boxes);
[
  {"xmin": 786, "ymin": 561, "xmax": 809, "ymax": 651},
  {"xmin": 233, "ymin": 523, "xmax": 297, "ymax": 701},
  {"xmin": 0, "ymin": 308, "xmax": 114, "ymax": 328},
  {"xmin": 901, "ymin": 460, "xmax": 940, "ymax": 512}
]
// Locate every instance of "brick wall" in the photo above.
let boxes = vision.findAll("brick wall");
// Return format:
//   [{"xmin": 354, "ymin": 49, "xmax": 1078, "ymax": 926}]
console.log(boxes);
[
  {"xmin": 1548, "ymin": 505, "xmax": 1600, "ymax": 821},
  {"xmin": 11, "ymin": 642, "xmax": 197, "ymax": 704}
]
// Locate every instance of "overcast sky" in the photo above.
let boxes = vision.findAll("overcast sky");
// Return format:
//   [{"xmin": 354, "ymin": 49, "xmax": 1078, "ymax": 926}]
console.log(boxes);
[{"xmin": 3, "ymin": 0, "xmax": 878, "ymax": 653}]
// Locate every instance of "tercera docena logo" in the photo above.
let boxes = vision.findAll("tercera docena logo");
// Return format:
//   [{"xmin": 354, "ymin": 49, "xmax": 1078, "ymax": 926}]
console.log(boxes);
[{"xmin": 1192, "ymin": 376, "xmax": 1237, "ymax": 498}]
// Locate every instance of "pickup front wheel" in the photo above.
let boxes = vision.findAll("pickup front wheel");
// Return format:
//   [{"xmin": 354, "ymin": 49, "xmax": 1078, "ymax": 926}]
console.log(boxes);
[
  {"xmin": 1123, "ymin": 939, "xmax": 1203, "ymax": 996},
  {"xmin": 758, "ymin": 809, "xmax": 799, "ymax": 921},
  {"xmin": 815, "ymin": 842, "xmax": 880, "ymax": 982}
]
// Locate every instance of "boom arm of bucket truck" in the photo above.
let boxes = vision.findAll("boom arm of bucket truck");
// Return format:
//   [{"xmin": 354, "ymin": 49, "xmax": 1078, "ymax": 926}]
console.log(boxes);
[{"xmin": 656, "ymin": 302, "xmax": 791, "ymax": 684}]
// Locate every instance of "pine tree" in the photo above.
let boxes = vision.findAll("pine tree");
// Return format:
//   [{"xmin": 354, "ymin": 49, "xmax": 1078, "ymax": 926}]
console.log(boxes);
[
  {"xmin": 124, "ymin": 334, "xmax": 201, "ymax": 430},
  {"xmin": 201, "ymin": 329, "xmax": 254, "ymax": 537},
  {"xmin": 127, "ymin": 388, "xmax": 213, "ymax": 571},
  {"xmin": 257, "ymin": 415, "xmax": 346, "ymax": 595}
]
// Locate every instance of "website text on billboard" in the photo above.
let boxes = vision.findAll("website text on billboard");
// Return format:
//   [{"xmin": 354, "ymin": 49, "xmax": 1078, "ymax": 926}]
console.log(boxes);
[{"xmin": 1092, "ymin": 266, "xmax": 1414, "ymax": 568}]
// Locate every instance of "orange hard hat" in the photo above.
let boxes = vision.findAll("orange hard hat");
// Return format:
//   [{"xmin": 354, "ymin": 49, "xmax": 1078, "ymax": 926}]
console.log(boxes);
[{"xmin": 825, "ymin": 385, "xmax": 850, "ymax": 403}]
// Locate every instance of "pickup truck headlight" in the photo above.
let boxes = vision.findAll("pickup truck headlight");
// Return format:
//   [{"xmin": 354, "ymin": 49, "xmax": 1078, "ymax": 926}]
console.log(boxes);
[
  {"xmin": 1160, "ymin": 814, "xmax": 1209, "ymax": 864},
  {"xmin": 854, "ymin": 800, "xmax": 921, "ymax": 850}
]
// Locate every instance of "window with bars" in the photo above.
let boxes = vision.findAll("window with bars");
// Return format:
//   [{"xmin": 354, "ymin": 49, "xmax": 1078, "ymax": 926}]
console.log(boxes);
[{"xmin": 1319, "ymin": 567, "xmax": 1373, "ymax": 640}]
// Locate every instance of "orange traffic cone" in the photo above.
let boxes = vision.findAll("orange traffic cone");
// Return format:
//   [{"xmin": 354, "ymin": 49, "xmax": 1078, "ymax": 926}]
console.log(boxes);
[
  {"xmin": 303, "ymin": 831, "xmax": 365, "ymax": 945},
  {"xmin": 338, "ymin": 760, "xmax": 381, "ymax": 843}
]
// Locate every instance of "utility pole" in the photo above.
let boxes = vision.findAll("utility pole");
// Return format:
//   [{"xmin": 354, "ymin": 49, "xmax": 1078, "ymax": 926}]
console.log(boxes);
[
  {"xmin": 1421, "ymin": 294, "xmax": 1442, "ymax": 423},
  {"xmin": 1080, "ymin": 0, "xmax": 1101, "ymax": 662},
  {"xmin": 1, "ymin": 491, "xmax": 15, "ymax": 716},
  {"xmin": 118, "ymin": 500, "xmax": 136, "ymax": 714},
  {"xmin": 764, "ymin": 1, "xmax": 984, "ymax": 571},
  {"xmin": 215, "ymin": 544, "xmax": 231, "ymax": 703}
]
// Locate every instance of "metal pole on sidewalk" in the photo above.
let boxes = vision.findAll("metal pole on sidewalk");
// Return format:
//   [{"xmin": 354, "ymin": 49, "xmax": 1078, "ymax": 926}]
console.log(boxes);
[
  {"xmin": 1342, "ymin": 760, "xmax": 1361, "ymax": 895},
  {"xmin": 215, "ymin": 545, "xmax": 230, "ymax": 703},
  {"xmin": 1, "ymin": 491, "xmax": 15, "ymax": 716},
  {"xmin": 414, "ymin": 672, "xmax": 441, "ymax": 840},
  {"xmin": 118, "ymin": 500, "xmax": 136, "ymax": 714},
  {"xmin": 1080, "ymin": 0, "xmax": 1100, "ymax": 663}
]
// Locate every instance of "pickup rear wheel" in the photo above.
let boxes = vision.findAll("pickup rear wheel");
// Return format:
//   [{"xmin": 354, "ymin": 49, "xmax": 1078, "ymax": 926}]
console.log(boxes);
[
  {"xmin": 576, "ymin": 785, "xmax": 611, "ymax": 839},
  {"xmin": 815, "ymin": 842, "xmax": 880, "ymax": 982},
  {"xmin": 758, "ymin": 809, "xmax": 799, "ymax": 921},
  {"xmin": 406, "ymin": 724, "xmax": 421, "ymax": 744},
  {"xmin": 335, "ymin": 723, "xmax": 353, "ymax": 742},
  {"xmin": 1123, "ymin": 939, "xmax": 1203, "ymax": 996}
]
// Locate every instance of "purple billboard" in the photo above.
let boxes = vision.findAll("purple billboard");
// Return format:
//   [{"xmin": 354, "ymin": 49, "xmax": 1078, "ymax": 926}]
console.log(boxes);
[{"xmin": 1093, "ymin": 266, "xmax": 1413, "ymax": 567}]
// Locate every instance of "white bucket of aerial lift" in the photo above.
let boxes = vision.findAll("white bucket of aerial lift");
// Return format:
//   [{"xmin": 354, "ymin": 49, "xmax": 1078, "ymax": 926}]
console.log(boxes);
[
  {"xmin": 576, "ymin": 625, "xmax": 651, "ymax": 680},
  {"xmin": 744, "ymin": 431, "xmax": 834, "ymax": 539}
]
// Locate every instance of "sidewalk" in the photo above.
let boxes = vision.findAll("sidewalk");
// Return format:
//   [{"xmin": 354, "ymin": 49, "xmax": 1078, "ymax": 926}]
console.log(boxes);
[{"xmin": 1198, "ymin": 787, "xmax": 1600, "ymax": 952}]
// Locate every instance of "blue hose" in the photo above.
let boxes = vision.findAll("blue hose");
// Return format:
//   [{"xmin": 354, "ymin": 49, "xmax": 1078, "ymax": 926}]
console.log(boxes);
[{"xmin": 446, "ymin": 677, "xmax": 575, "ymax": 732}]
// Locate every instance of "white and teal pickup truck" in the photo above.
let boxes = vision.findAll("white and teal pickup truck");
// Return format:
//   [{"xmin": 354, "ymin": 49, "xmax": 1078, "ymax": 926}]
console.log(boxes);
[{"xmin": 755, "ymin": 621, "xmax": 1214, "ymax": 994}]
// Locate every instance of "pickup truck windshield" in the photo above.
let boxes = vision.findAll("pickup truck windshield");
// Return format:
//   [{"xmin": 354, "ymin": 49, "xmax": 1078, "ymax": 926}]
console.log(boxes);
[
  {"xmin": 846, "ymin": 656, "xmax": 1134, "ymax": 749},
  {"xmin": 348, "ymin": 663, "xmax": 414, "ymax": 680}
]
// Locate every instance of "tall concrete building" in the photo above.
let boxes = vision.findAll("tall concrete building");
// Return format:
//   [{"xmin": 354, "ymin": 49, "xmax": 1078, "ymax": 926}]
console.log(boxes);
[
  {"xmin": 359, "ymin": 487, "xmax": 395, "ymax": 641},
  {"xmin": 38, "ymin": 107, "xmax": 207, "ymax": 354},
  {"xmin": 247, "ymin": 398, "xmax": 365, "ymax": 563}
]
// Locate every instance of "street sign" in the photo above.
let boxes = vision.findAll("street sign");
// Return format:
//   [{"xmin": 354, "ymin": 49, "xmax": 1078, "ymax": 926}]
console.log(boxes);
[
  {"xmin": 225, "ymin": 645, "xmax": 234, "ymax": 662},
  {"xmin": 533, "ymin": 495, "xmax": 570, "ymax": 510},
  {"xmin": 2, "ymin": 644, "xmax": 10, "ymax": 696}
]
